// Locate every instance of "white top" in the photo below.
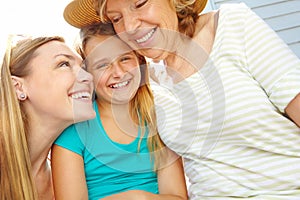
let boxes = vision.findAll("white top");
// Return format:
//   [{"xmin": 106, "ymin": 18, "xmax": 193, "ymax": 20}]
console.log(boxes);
[{"xmin": 151, "ymin": 3, "xmax": 300, "ymax": 199}]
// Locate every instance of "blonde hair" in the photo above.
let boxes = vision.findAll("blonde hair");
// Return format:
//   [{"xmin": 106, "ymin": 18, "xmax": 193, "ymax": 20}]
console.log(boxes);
[
  {"xmin": 94, "ymin": 0, "xmax": 206, "ymax": 37},
  {"xmin": 0, "ymin": 35, "xmax": 64, "ymax": 200},
  {"xmin": 80, "ymin": 23, "xmax": 166, "ymax": 170}
]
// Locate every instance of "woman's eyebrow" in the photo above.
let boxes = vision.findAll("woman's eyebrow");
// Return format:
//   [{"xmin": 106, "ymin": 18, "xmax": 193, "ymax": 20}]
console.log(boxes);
[{"xmin": 55, "ymin": 53, "xmax": 75, "ymax": 61}]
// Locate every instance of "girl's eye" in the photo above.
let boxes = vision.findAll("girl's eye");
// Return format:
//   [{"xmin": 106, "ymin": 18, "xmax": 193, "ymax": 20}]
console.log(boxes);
[
  {"xmin": 120, "ymin": 56, "xmax": 132, "ymax": 62},
  {"xmin": 59, "ymin": 61, "xmax": 71, "ymax": 68},
  {"xmin": 135, "ymin": 0, "xmax": 147, "ymax": 9},
  {"xmin": 96, "ymin": 63, "xmax": 110, "ymax": 69}
]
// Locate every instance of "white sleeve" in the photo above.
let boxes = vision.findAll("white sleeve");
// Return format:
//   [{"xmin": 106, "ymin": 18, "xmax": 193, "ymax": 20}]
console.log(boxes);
[
  {"xmin": 150, "ymin": 82, "xmax": 183, "ymax": 146},
  {"xmin": 242, "ymin": 3, "xmax": 300, "ymax": 112}
]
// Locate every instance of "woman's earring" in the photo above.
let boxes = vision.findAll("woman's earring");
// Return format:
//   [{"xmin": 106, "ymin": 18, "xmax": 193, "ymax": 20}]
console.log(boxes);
[{"xmin": 19, "ymin": 93, "xmax": 26, "ymax": 100}]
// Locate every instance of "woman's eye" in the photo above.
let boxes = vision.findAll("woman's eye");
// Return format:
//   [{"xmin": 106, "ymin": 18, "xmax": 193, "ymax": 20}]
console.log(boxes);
[
  {"xmin": 111, "ymin": 16, "xmax": 121, "ymax": 24},
  {"xmin": 59, "ymin": 61, "xmax": 71, "ymax": 68},
  {"xmin": 135, "ymin": 0, "xmax": 147, "ymax": 8}
]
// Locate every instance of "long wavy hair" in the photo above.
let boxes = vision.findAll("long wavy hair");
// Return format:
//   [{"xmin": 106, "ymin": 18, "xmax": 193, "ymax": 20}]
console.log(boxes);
[
  {"xmin": 0, "ymin": 35, "xmax": 64, "ymax": 200},
  {"xmin": 79, "ymin": 23, "xmax": 167, "ymax": 171},
  {"xmin": 94, "ymin": 0, "xmax": 207, "ymax": 37}
]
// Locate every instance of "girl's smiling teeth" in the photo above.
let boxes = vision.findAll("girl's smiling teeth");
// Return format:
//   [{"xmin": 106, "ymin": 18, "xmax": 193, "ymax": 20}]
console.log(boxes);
[
  {"xmin": 109, "ymin": 80, "xmax": 130, "ymax": 88},
  {"xmin": 136, "ymin": 28, "xmax": 155, "ymax": 44},
  {"xmin": 71, "ymin": 92, "xmax": 91, "ymax": 100}
]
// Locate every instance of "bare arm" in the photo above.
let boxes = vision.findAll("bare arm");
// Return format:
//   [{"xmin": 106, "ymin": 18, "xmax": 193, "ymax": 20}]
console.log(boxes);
[
  {"xmin": 285, "ymin": 93, "xmax": 300, "ymax": 127},
  {"xmin": 101, "ymin": 149, "xmax": 188, "ymax": 200},
  {"xmin": 157, "ymin": 149, "xmax": 188, "ymax": 199},
  {"xmin": 51, "ymin": 145, "xmax": 88, "ymax": 200}
]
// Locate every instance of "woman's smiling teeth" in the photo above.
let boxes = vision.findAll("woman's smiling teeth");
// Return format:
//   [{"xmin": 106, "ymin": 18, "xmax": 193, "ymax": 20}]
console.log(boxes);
[
  {"xmin": 71, "ymin": 92, "xmax": 91, "ymax": 100},
  {"xmin": 136, "ymin": 28, "xmax": 155, "ymax": 43},
  {"xmin": 109, "ymin": 80, "xmax": 130, "ymax": 88}
]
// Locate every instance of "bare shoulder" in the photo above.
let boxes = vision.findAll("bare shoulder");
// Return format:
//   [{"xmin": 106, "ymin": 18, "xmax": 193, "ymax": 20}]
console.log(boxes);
[{"xmin": 195, "ymin": 10, "xmax": 219, "ymax": 37}]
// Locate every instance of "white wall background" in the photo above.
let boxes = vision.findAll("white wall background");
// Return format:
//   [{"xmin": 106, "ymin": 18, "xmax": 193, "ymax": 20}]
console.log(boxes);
[
  {"xmin": 0, "ymin": 0, "xmax": 79, "ymax": 48},
  {"xmin": 208, "ymin": 0, "xmax": 300, "ymax": 58}
]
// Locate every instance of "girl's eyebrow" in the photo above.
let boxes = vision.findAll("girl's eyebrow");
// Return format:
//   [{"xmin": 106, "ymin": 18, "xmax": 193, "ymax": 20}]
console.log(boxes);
[
  {"xmin": 119, "ymin": 52, "xmax": 134, "ymax": 57},
  {"xmin": 85, "ymin": 51, "xmax": 134, "ymax": 66},
  {"xmin": 86, "ymin": 57, "xmax": 110, "ymax": 67}
]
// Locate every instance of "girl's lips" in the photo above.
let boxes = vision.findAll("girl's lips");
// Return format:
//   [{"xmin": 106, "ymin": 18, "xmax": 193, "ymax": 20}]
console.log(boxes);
[{"xmin": 109, "ymin": 80, "xmax": 130, "ymax": 88}]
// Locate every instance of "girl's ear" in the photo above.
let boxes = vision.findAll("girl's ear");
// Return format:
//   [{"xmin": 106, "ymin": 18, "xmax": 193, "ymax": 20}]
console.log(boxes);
[{"xmin": 11, "ymin": 75, "xmax": 27, "ymax": 101}]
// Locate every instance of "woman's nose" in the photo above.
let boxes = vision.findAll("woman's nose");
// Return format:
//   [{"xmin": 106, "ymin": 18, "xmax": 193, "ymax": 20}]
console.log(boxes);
[
  {"xmin": 77, "ymin": 67, "xmax": 93, "ymax": 83},
  {"xmin": 123, "ymin": 11, "xmax": 141, "ymax": 34}
]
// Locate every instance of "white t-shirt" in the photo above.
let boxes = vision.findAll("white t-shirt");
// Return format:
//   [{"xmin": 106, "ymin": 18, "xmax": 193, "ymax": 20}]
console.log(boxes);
[{"xmin": 151, "ymin": 3, "xmax": 300, "ymax": 199}]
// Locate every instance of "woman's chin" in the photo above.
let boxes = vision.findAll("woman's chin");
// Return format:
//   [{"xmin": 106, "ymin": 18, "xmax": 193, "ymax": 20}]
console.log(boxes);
[{"xmin": 139, "ymin": 48, "xmax": 167, "ymax": 61}]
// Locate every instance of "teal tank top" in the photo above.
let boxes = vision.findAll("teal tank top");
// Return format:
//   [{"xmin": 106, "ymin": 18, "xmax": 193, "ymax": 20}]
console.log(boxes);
[{"xmin": 54, "ymin": 102, "xmax": 158, "ymax": 199}]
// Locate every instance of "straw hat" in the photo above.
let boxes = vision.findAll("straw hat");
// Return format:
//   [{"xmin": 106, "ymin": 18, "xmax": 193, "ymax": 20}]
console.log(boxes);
[
  {"xmin": 63, "ymin": 0, "xmax": 208, "ymax": 29},
  {"xmin": 63, "ymin": 0, "xmax": 101, "ymax": 28}
]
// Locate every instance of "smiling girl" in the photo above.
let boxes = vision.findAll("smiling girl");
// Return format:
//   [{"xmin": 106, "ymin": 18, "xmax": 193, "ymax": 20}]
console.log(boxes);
[{"xmin": 51, "ymin": 23, "xmax": 187, "ymax": 200}]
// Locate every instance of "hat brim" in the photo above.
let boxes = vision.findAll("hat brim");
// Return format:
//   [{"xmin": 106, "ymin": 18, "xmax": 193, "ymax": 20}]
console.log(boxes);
[{"xmin": 63, "ymin": 0, "xmax": 100, "ymax": 28}]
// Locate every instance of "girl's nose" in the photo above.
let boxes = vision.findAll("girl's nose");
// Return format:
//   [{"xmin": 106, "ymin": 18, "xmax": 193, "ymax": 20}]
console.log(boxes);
[{"xmin": 111, "ymin": 62, "xmax": 126, "ymax": 78}]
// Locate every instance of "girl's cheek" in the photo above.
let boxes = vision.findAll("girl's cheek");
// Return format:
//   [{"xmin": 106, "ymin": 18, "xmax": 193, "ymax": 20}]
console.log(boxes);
[{"xmin": 93, "ymin": 71, "xmax": 106, "ymax": 82}]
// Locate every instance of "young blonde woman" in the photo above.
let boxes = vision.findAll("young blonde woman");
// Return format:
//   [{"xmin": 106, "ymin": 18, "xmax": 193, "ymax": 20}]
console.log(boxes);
[
  {"xmin": 51, "ymin": 23, "xmax": 187, "ymax": 200},
  {"xmin": 0, "ymin": 35, "xmax": 95, "ymax": 200},
  {"xmin": 63, "ymin": 0, "xmax": 300, "ymax": 199}
]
